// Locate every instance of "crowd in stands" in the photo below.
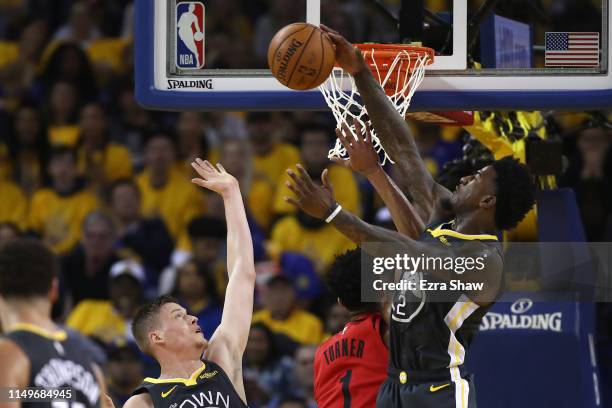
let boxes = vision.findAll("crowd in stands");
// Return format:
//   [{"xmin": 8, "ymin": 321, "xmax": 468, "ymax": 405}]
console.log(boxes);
[{"xmin": 0, "ymin": 1, "xmax": 611, "ymax": 408}]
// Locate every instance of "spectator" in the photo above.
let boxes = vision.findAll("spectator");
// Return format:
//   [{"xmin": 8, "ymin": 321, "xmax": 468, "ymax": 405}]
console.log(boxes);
[
  {"xmin": 39, "ymin": 42, "xmax": 97, "ymax": 102},
  {"xmin": 219, "ymin": 138, "xmax": 275, "ymax": 231},
  {"xmin": 66, "ymin": 259, "xmax": 144, "ymax": 344},
  {"xmin": 109, "ymin": 179, "xmax": 174, "ymax": 278},
  {"xmin": 53, "ymin": 1, "xmax": 102, "ymax": 46},
  {"xmin": 247, "ymin": 112, "xmax": 300, "ymax": 186},
  {"xmin": 45, "ymin": 80, "xmax": 82, "ymax": 146},
  {"xmin": 77, "ymin": 103, "xmax": 133, "ymax": 190},
  {"xmin": 105, "ymin": 344, "xmax": 144, "ymax": 407},
  {"xmin": 322, "ymin": 302, "xmax": 350, "ymax": 340},
  {"xmin": 273, "ymin": 123, "xmax": 361, "ymax": 216},
  {"xmin": 28, "ymin": 146, "xmax": 99, "ymax": 254},
  {"xmin": 109, "ymin": 78, "xmax": 151, "ymax": 168},
  {"xmin": 276, "ymin": 397, "xmax": 309, "ymax": 408},
  {"xmin": 291, "ymin": 346, "xmax": 317, "ymax": 407},
  {"xmin": 243, "ymin": 322, "xmax": 296, "ymax": 406},
  {"xmin": 0, "ymin": 19, "xmax": 48, "ymax": 108},
  {"xmin": 172, "ymin": 259, "xmax": 222, "ymax": 339},
  {"xmin": 252, "ymin": 275, "xmax": 323, "ymax": 347},
  {"xmin": 0, "ymin": 179, "xmax": 28, "ymax": 230},
  {"xmin": 159, "ymin": 215, "xmax": 227, "ymax": 297},
  {"xmin": 135, "ymin": 133, "xmax": 206, "ymax": 245},
  {"xmin": 61, "ymin": 211, "xmax": 119, "ymax": 304},
  {"xmin": 561, "ymin": 126, "xmax": 612, "ymax": 241},
  {"xmin": 0, "ymin": 222, "xmax": 21, "ymax": 246},
  {"xmin": 5, "ymin": 101, "xmax": 51, "ymax": 195},
  {"xmin": 269, "ymin": 208, "xmax": 356, "ymax": 273},
  {"xmin": 270, "ymin": 346, "xmax": 317, "ymax": 408},
  {"xmin": 175, "ymin": 111, "xmax": 211, "ymax": 179}
]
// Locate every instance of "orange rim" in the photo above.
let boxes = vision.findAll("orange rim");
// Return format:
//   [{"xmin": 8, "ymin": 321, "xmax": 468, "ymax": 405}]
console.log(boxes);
[{"xmin": 354, "ymin": 43, "xmax": 434, "ymax": 71}]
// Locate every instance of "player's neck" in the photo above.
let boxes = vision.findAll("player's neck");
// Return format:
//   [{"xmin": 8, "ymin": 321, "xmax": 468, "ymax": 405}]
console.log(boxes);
[
  {"xmin": 157, "ymin": 356, "xmax": 204, "ymax": 380},
  {"xmin": 0, "ymin": 298, "xmax": 56, "ymax": 333},
  {"xmin": 453, "ymin": 212, "xmax": 496, "ymax": 235}
]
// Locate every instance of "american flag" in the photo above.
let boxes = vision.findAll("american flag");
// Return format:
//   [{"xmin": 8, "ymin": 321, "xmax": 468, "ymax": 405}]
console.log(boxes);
[{"xmin": 545, "ymin": 32, "xmax": 600, "ymax": 67}]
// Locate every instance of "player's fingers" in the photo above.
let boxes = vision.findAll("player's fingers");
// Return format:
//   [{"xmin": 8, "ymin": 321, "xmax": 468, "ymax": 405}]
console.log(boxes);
[
  {"xmin": 364, "ymin": 122, "xmax": 373, "ymax": 145},
  {"xmin": 191, "ymin": 162, "xmax": 210, "ymax": 179},
  {"xmin": 285, "ymin": 180, "xmax": 304, "ymax": 197},
  {"xmin": 191, "ymin": 178, "xmax": 210, "ymax": 188},
  {"xmin": 287, "ymin": 168, "xmax": 308, "ymax": 190},
  {"xmin": 320, "ymin": 24, "xmax": 340, "ymax": 36},
  {"xmin": 284, "ymin": 196, "xmax": 301, "ymax": 208},
  {"xmin": 335, "ymin": 128, "xmax": 352, "ymax": 151},
  {"xmin": 321, "ymin": 168, "xmax": 330, "ymax": 188},
  {"xmin": 352, "ymin": 120, "xmax": 365, "ymax": 143},
  {"xmin": 296, "ymin": 164, "xmax": 315, "ymax": 188},
  {"xmin": 215, "ymin": 163, "xmax": 226, "ymax": 173}
]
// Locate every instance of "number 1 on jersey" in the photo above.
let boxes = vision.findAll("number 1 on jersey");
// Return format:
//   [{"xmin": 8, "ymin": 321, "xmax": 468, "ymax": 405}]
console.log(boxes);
[{"xmin": 340, "ymin": 369, "xmax": 352, "ymax": 408}]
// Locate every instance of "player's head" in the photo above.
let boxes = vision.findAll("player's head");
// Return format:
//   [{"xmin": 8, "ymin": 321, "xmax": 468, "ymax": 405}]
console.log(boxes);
[
  {"xmin": 448, "ymin": 156, "xmax": 536, "ymax": 230},
  {"xmin": 132, "ymin": 295, "xmax": 207, "ymax": 358},
  {"xmin": 188, "ymin": 3, "xmax": 195, "ymax": 12},
  {"xmin": 0, "ymin": 238, "xmax": 58, "ymax": 303},
  {"xmin": 326, "ymin": 248, "xmax": 378, "ymax": 314}
]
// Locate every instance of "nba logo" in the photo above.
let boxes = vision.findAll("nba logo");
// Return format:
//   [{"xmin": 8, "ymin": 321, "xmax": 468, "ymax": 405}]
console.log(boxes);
[{"xmin": 176, "ymin": 1, "xmax": 205, "ymax": 69}]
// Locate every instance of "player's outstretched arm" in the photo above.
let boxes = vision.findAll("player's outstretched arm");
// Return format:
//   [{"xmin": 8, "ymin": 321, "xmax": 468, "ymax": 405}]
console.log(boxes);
[
  {"xmin": 331, "ymin": 120, "xmax": 425, "ymax": 238},
  {"xmin": 191, "ymin": 159, "xmax": 255, "ymax": 402},
  {"xmin": 321, "ymin": 24, "xmax": 452, "ymax": 223},
  {"xmin": 284, "ymin": 167, "xmax": 502, "ymax": 305}
]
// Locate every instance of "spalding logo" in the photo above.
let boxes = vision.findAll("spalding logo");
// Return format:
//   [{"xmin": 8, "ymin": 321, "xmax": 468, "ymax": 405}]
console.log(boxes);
[
  {"xmin": 275, "ymin": 39, "xmax": 304, "ymax": 82},
  {"xmin": 510, "ymin": 298, "xmax": 533, "ymax": 314}
]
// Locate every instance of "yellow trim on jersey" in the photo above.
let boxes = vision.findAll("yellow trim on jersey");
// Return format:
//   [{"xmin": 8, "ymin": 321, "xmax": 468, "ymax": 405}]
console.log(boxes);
[
  {"xmin": 428, "ymin": 227, "xmax": 498, "ymax": 242},
  {"xmin": 143, "ymin": 363, "xmax": 206, "ymax": 386},
  {"xmin": 8, "ymin": 323, "xmax": 68, "ymax": 341}
]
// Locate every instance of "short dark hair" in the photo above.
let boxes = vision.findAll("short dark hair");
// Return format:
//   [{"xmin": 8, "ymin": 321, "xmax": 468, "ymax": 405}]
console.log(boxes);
[
  {"xmin": 187, "ymin": 216, "xmax": 227, "ymax": 241},
  {"xmin": 132, "ymin": 295, "xmax": 178, "ymax": 354},
  {"xmin": 491, "ymin": 157, "xmax": 537, "ymax": 230},
  {"xmin": 325, "ymin": 248, "xmax": 377, "ymax": 313},
  {"xmin": 0, "ymin": 238, "xmax": 57, "ymax": 298},
  {"xmin": 108, "ymin": 178, "xmax": 141, "ymax": 200},
  {"xmin": 49, "ymin": 145, "xmax": 77, "ymax": 163}
]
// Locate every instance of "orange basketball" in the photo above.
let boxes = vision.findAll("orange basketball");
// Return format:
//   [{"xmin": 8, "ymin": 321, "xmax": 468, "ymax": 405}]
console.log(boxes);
[{"xmin": 268, "ymin": 23, "xmax": 335, "ymax": 91}]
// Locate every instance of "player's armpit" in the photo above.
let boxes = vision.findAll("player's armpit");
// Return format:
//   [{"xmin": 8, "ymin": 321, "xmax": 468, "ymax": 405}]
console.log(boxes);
[
  {"xmin": 123, "ymin": 393, "xmax": 154, "ymax": 408},
  {"xmin": 0, "ymin": 339, "xmax": 29, "ymax": 408}
]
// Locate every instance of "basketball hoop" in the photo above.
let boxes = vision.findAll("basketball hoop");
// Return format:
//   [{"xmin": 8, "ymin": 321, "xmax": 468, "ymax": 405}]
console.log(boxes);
[{"xmin": 319, "ymin": 44, "xmax": 434, "ymax": 164}]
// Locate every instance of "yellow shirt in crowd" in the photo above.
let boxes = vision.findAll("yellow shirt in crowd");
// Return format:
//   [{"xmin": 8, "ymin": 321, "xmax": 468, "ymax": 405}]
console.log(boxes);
[
  {"xmin": 77, "ymin": 143, "xmax": 133, "ymax": 184},
  {"xmin": 252, "ymin": 308, "xmax": 323, "ymax": 345},
  {"xmin": 66, "ymin": 300, "xmax": 130, "ymax": 344},
  {"xmin": 253, "ymin": 143, "xmax": 301, "ymax": 185},
  {"xmin": 270, "ymin": 216, "xmax": 356, "ymax": 273},
  {"xmin": 273, "ymin": 164, "xmax": 360, "ymax": 216},
  {"xmin": 28, "ymin": 187, "xmax": 99, "ymax": 254},
  {"xmin": 0, "ymin": 180, "xmax": 28, "ymax": 230},
  {"xmin": 136, "ymin": 168, "xmax": 206, "ymax": 242},
  {"xmin": 248, "ymin": 177, "xmax": 275, "ymax": 231},
  {"xmin": 49, "ymin": 125, "xmax": 80, "ymax": 146}
]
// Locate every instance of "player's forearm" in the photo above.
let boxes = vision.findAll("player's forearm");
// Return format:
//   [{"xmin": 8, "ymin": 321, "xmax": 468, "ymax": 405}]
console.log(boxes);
[
  {"xmin": 222, "ymin": 188, "xmax": 254, "ymax": 279},
  {"xmin": 352, "ymin": 64, "xmax": 438, "ymax": 217},
  {"xmin": 366, "ymin": 167, "xmax": 425, "ymax": 238}
]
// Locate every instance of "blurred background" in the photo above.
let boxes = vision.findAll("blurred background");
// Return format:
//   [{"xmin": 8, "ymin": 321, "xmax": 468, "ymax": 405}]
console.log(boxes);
[{"xmin": 0, "ymin": 1, "xmax": 611, "ymax": 408}]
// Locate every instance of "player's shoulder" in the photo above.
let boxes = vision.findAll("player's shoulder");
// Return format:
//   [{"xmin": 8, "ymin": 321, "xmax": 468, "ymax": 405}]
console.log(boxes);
[
  {"xmin": 0, "ymin": 336, "xmax": 29, "ymax": 362},
  {"xmin": 124, "ymin": 392, "xmax": 154, "ymax": 408}
]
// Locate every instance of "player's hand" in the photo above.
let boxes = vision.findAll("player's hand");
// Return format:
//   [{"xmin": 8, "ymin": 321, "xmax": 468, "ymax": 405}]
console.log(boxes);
[
  {"xmin": 320, "ymin": 24, "xmax": 366, "ymax": 75},
  {"xmin": 191, "ymin": 158, "xmax": 239, "ymax": 197},
  {"xmin": 331, "ymin": 120, "xmax": 381, "ymax": 176},
  {"xmin": 284, "ymin": 164, "xmax": 336, "ymax": 219}
]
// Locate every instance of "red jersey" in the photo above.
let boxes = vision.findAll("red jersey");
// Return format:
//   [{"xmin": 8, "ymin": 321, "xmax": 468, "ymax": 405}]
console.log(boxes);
[{"xmin": 314, "ymin": 312, "xmax": 388, "ymax": 408}]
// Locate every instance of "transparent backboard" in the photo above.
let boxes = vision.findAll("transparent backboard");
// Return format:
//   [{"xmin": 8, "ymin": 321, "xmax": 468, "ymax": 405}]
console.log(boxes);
[{"xmin": 135, "ymin": 0, "xmax": 612, "ymax": 111}]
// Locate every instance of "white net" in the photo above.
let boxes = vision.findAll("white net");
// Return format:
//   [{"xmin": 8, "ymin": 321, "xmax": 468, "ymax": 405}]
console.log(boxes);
[{"xmin": 319, "ymin": 47, "xmax": 431, "ymax": 165}]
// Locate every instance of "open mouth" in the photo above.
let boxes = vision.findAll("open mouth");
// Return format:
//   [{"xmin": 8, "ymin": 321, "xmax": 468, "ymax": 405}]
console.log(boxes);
[{"xmin": 195, "ymin": 327, "xmax": 202, "ymax": 334}]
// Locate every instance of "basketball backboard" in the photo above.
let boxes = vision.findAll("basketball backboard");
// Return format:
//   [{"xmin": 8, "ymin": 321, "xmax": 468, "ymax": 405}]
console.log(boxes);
[{"xmin": 135, "ymin": 0, "xmax": 612, "ymax": 111}]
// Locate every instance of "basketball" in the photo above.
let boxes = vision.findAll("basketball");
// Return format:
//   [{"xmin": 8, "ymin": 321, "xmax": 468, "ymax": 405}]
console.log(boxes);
[
  {"xmin": 268, "ymin": 23, "xmax": 335, "ymax": 90},
  {"xmin": 194, "ymin": 31, "xmax": 203, "ymax": 41}
]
